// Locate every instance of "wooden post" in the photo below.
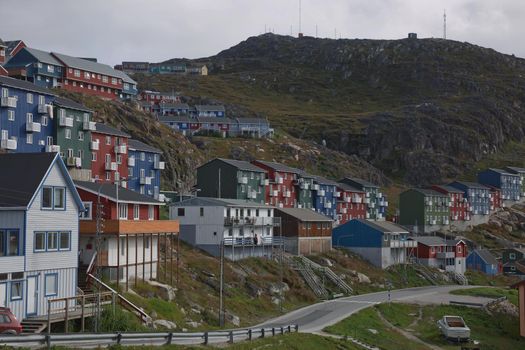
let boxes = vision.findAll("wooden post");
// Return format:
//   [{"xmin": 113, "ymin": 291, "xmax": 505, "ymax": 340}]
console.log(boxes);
[
  {"xmin": 64, "ymin": 298, "xmax": 69, "ymax": 333},
  {"xmin": 116, "ymin": 234, "xmax": 120, "ymax": 290},
  {"xmin": 151, "ymin": 233, "xmax": 155, "ymax": 280},
  {"xmin": 47, "ymin": 300, "xmax": 51, "ymax": 335},
  {"xmin": 135, "ymin": 234, "xmax": 138, "ymax": 286},
  {"xmin": 142, "ymin": 233, "xmax": 146, "ymax": 279},
  {"xmin": 170, "ymin": 233, "xmax": 174, "ymax": 285},
  {"xmin": 164, "ymin": 232, "xmax": 168, "ymax": 281},
  {"xmin": 112, "ymin": 292, "xmax": 117, "ymax": 316},
  {"xmin": 80, "ymin": 295, "xmax": 85, "ymax": 332},
  {"xmin": 126, "ymin": 234, "xmax": 129, "ymax": 291}
]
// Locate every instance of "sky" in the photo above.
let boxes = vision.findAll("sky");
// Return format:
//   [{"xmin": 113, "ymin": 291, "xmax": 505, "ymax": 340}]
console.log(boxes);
[{"xmin": 1, "ymin": 0, "xmax": 524, "ymax": 66}]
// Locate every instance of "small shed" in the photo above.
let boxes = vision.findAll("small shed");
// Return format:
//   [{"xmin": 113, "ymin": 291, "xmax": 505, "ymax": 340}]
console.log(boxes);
[{"xmin": 466, "ymin": 249, "xmax": 500, "ymax": 276}]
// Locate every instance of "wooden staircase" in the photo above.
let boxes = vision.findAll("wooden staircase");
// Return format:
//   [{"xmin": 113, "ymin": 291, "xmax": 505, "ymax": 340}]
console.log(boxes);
[{"xmin": 21, "ymin": 320, "xmax": 47, "ymax": 334}]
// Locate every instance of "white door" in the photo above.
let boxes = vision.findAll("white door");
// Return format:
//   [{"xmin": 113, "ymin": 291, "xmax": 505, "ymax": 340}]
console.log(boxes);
[
  {"xmin": 0, "ymin": 283, "xmax": 6, "ymax": 307},
  {"xmin": 26, "ymin": 276, "xmax": 38, "ymax": 316}
]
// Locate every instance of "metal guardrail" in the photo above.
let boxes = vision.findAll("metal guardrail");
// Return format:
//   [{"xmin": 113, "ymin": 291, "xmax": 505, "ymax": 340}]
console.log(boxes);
[
  {"xmin": 0, "ymin": 325, "xmax": 299, "ymax": 348},
  {"xmin": 222, "ymin": 236, "xmax": 285, "ymax": 246}
]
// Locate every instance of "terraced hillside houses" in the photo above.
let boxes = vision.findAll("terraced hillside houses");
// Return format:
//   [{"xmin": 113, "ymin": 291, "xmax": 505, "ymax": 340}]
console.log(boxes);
[{"xmin": 399, "ymin": 188, "xmax": 450, "ymax": 233}]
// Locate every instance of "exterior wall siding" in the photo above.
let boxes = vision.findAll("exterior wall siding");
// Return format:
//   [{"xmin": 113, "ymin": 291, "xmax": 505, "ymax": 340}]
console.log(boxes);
[
  {"xmin": 128, "ymin": 149, "xmax": 161, "ymax": 199},
  {"xmin": 90, "ymin": 131, "xmax": 129, "ymax": 183}
]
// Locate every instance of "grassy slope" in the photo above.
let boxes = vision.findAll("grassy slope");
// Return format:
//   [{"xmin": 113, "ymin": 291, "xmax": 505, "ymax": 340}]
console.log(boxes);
[{"xmin": 450, "ymin": 287, "xmax": 519, "ymax": 306}]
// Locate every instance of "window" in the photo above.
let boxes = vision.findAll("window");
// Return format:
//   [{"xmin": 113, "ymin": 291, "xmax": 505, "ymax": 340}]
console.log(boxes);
[
  {"xmin": 47, "ymin": 232, "xmax": 58, "ymax": 251},
  {"xmin": 74, "ymin": 69, "xmax": 80, "ymax": 77},
  {"xmin": 78, "ymin": 131, "xmax": 84, "ymax": 141},
  {"xmin": 41, "ymin": 115, "xmax": 48, "ymax": 126},
  {"xmin": 54, "ymin": 188, "xmax": 65, "ymax": 209},
  {"xmin": 65, "ymin": 128, "xmax": 71, "ymax": 139},
  {"xmin": 26, "ymin": 134, "xmax": 33, "ymax": 144},
  {"xmin": 120, "ymin": 237, "xmax": 126, "ymax": 256},
  {"xmin": 7, "ymin": 110, "xmax": 14, "ymax": 121},
  {"xmin": 59, "ymin": 232, "xmax": 70, "ymax": 250},
  {"xmin": 42, "ymin": 187, "xmax": 53, "ymax": 209},
  {"xmin": 105, "ymin": 172, "xmax": 111, "ymax": 181},
  {"xmin": 116, "ymin": 154, "xmax": 122, "ymax": 164},
  {"xmin": 27, "ymin": 93, "xmax": 33, "ymax": 104},
  {"xmin": 34, "ymin": 232, "xmax": 46, "ymax": 252},
  {"xmin": 102, "ymin": 75, "xmax": 108, "ymax": 83},
  {"xmin": 106, "ymin": 136, "xmax": 111, "ymax": 145},
  {"xmin": 134, "ymin": 204, "xmax": 140, "ymax": 220},
  {"xmin": 81, "ymin": 202, "xmax": 92, "ymax": 220},
  {"xmin": 48, "ymin": 65, "xmax": 54, "ymax": 73},
  {"xmin": 200, "ymin": 207, "xmax": 204, "ymax": 217},
  {"xmin": 84, "ymin": 72, "xmax": 90, "ymax": 79},
  {"xmin": 510, "ymin": 253, "xmax": 516, "ymax": 260},
  {"xmin": 45, "ymin": 274, "xmax": 58, "ymax": 296},
  {"xmin": 148, "ymin": 205, "xmax": 154, "ymax": 220},
  {"xmin": 10, "ymin": 281, "xmax": 23, "ymax": 300},
  {"xmin": 144, "ymin": 236, "xmax": 150, "ymax": 249},
  {"xmin": 140, "ymin": 152, "xmax": 145, "ymax": 161},
  {"xmin": 0, "ymin": 230, "xmax": 18, "ymax": 256},
  {"xmin": 177, "ymin": 208, "xmax": 185, "ymax": 216},
  {"xmin": 128, "ymin": 167, "xmax": 133, "ymax": 176},
  {"xmin": 119, "ymin": 203, "xmax": 128, "ymax": 220},
  {"xmin": 111, "ymin": 77, "xmax": 118, "ymax": 85}
]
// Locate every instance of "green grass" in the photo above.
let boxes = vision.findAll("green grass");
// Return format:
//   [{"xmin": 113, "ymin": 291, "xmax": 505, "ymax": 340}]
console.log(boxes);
[
  {"xmin": 464, "ymin": 270, "xmax": 521, "ymax": 287},
  {"xmin": 375, "ymin": 303, "xmax": 420, "ymax": 328},
  {"xmin": 450, "ymin": 287, "xmax": 519, "ymax": 306}
]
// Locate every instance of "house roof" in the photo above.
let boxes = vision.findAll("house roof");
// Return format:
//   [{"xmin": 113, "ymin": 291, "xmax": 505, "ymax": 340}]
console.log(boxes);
[
  {"xmin": 159, "ymin": 115, "xmax": 192, "ymax": 123},
  {"xmin": 128, "ymin": 139, "xmax": 162, "ymax": 154},
  {"xmin": 449, "ymin": 181, "xmax": 490, "ymax": 190},
  {"xmin": 484, "ymin": 168, "xmax": 517, "ymax": 176},
  {"xmin": 505, "ymin": 166, "xmax": 525, "ymax": 174},
  {"xmin": 113, "ymin": 68, "xmax": 136, "ymax": 84},
  {"xmin": 471, "ymin": 249, "xmax": 498, "ymax": 265},
  {"xmin": 312, "ymin": 175, "xmax": 338, "ymax": 187},
  {"xmin": 5, "ymin": 40, "xmax": 23, "ymax": 54},
  {"xmin": 352, "ymin": 219, "xmax": 408, "ymax": 234},
  {"xmin": 236, "ymin": 118, "xmax": 269, "ymax": 125},
  {"xmin": 275, "ymin": 207, "xmax": 332, "ymax": 222},
  {"xmin": 160, "ymin": 103, "xmax": 189, "ymax": 109},
  {"xmin": 206, "ymin": 158, "xmax": 266, "ymax": 173},
  {"xmin": 432, "ymin": 185, "xmax": 464, "ymax": 194},
  {"xmin": 53, "ymin": 96, "xmax": 91, "ymax": 113},
  {"xmin": 0, "ymin": 38, "xmax": 6, "ymax": 47},
  {"xmin": 195, "ymin": 105, "xmax": 225, "ymax": 112},
  {"xmin": 409, "ymin": 188, "xmax": 448, "ymax": 197},
  {"xmin": 0, "ymin": 153, "xmax": 83, "ymax": 210},
  {"xmin": 94, "ymin": 123, "xmax": 131, "ymax": 138},
  {"xmin": 0, "ymin": 75, "xmax": 55, "ymax": 95},
  {"xmin": 197, "ymin": 117, "xmax": 236, "ymax": 124},
  {"xmin": 337, "ymin": 182, "xmax": 365, "ymax": 193},
  {"xmin": 171, "ymin": 197, "xmax": 272, "ymax": 208},
  {"xmin": 339, "ymin": 177, "xmax": 379, "ymax": 188},
  {"xmin": 51, "ymin": 52, "xmax": 120, "ymax": 77},
  {"xmin": 253, "ymin": 160, "xmax": 302, "ymax": 174},
  {"xmin": 74, "ymin": 181, "xmax": 163, "ymax": 205},
  {"xmin": 24, "ymin": 47, "xmax": 64, "ymax": 67},
  {"xmin": 416, "ymin": 236, "xmax": 445, "ymax": 246}
]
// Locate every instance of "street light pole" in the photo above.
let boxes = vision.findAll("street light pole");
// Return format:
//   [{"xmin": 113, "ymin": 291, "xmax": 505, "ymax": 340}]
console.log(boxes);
[{"xmin": 219, "ymin": 240, "xmax": 225, "ymax": 327}]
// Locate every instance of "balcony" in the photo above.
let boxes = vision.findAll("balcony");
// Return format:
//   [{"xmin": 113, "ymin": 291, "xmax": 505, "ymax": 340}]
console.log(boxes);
[
  {"xmin": 140, "ymin": 176, "xmax": 152, "ymax": 185},
  {"xmin": 83, "ymin": 121, "xmax": 96, "ymax": 131},
  {"xmin": 224, "ymin": 216, "xmax": 280, "ymax": 226},
  {"xmin": 437, "ymin": 251, "xmax": 455, "ymax": 259},
  {"xmin": 105, "ymin": 162, "xmax": 117, "ymax": 171},
  {"xmin": 45, "ymin": 144, "xmax": 60, "ymax": 153},
  {"xmin": 444, "ymin": 219, "xmax": 450, "ymax": 225},
  {"xmin": 66, "ymin": 156, "xmax": 81, "ymax": 167},
  {"xmin": 284, "ymin": 190, "xmax": 291, "ymax": 198},
  {"xmin": 390, "ymin": 240, "xmax": 417, "ymax": 248},
  {"xmin": 317, "ymin": 189, "xmax": 326, "ymax": 197},
  {"xmin": 0, "ymin": 138, "xmax": 17, "ymax": 150},
  {"xmin": 248, "ymin": 191, "xmax": 258, "ymax": 199},
  {"xmin": 238, "ymin": 176, "xmax": 248, "ymax": 184},
  {"xmin": 128, "ymin": 157, "xmax": 135, "ymax": 167},
  {"xmin": 364, "ymin": 198, "xmax": 370, "ymax": 204},
  {"xmin": 154, "ymin": 160, "xmax": 165, "ymax": 170},
  {"xmin": 343, "ymin": 196, "xmax": 351, "ymax": 203},
  {"xmin": 299, "ymin": 182, "xmax": 309, "ymax": 190},
  {"xmin": 260, "ymin": 178, "xmax": 269, "ymax": 186},
  {"xmin": 366, "ymin": 212, "xmax": 370, "ymax": 219},
  {"xmin": 341, "ymin": 208, "xmax": 347, "ymax": 214},
  {"xmin": 352, "ymin": 196, "xmax": 362, "ymax": 203},
  {"xmin": 90, "ymin": 140, "xmax": 99, "ymax": 151},
  {"xmin": 25, "ymin": 122, "xmax": 41, "ymax": 133},
  {"xmin": 312, "ymin": 184, "xmax": 320, "ymax": 191},
  {"xmin": 37, "ymin": 103, "xmax": 51, "ymax": 114},
  {"xmin": 324, "ymin": 201, "xmax": 332, "ymax": 209},
  {"xmin": 270, "ymin": 190, "xmax": 279, "ymax": 197},
  {"xmin": 114, "ymin": 145, "xmax": 127, "ymax": 154},
  {"xmin": 377, "ymin": 192, "xmax": 383, "ymax": 198},
  {"xmin": 59, "ymin": 115, "xmax": 74, "ymax": 127},
  {"xmin": 1, "ymin": 96, "xmax": 17, "ymax": 108},
  {"xmin": 275, "ymin": 176, "xmax": 284, "ymax": 184},
  {"xmin": 222, "ymin": 236, "xmax": 284, "ymax": 246},
  {"xmin": 80, "ymin": 219, "xmax": 179, "ymax": 235},
  {"xmin": 334, "ymin": 191, "xmax": 341, "ymax": 198},
  {"xmin": 369, "ymin": 202, "xmax": 375, "ymax": 208}
]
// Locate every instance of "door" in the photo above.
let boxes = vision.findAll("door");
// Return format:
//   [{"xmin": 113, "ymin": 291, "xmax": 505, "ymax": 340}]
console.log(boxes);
[
  {"xmin": 26, "ymin": 276, "xmax": 38, "ymax": 316},
  {"xmin": 0, "ymin": 283, "xmax": 6, "ymax": 307}
]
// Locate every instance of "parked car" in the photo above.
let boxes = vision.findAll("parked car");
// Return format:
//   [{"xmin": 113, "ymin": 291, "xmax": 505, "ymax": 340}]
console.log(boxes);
[
  {"xmin": 437, "ymin": 315, "xmax": 470, "ymax": 342},
  {"xmin": 0, "ymin": 308, "xmax": 22, "ymax": 335}
]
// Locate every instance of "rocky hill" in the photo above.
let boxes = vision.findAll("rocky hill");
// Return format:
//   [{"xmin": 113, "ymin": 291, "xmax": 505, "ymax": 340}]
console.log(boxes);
[{"xmin": 137, "ymin": 33, "xmax": 525, "ymax": 185}]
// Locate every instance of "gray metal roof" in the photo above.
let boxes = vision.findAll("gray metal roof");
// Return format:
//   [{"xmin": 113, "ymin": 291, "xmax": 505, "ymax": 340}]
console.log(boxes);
[
  {"xmin": 74, "ymin": 181, "xmax": 162, "ymax": 205},
  {"xmin": 337, "ymin": 182, "xmax": 365, "ymax": 193},
  {"xmin": 471, "ymin": 249, "xmax": 498, "ymax": 265},
  {"xmin": 415, "ymin": 236, "xmax": 445, "ymax": 246},
  {"xmin": 197, "ymin": 117, "xmax": 236, "ymax": 123},
  {"xmin": 113, "ymin": 68, "xmax": 136, "ymax": 84},
  {"xmin": 5, "ymin": 40, "xmax": 23, "ymax": 54},
  {"xmin": 253, "ymin": 160, "xmax": 302, "ymax": 174},
  {"xmin": 449, "ymin": 181, "xmax": 491, "ymax": 190},
  {"xmin": 24, "ymin": 47, "xmax": 64, "ymax": 67},
  {"xmin": 312, "ymin": 175, "xmax": 338, "ymax": 187},
  {"xmin": 53, "ymin": 96, "xmax": 92, "ymax": 113},
  {"xmin": 159, "ymin": 115, "xmax": 192, "ymax": 123},
  {"xmin": 203, "ymin": 158, "xmax": 267, "ymax": 173},
  {"xmin": 0, "ymin": 75, "xmax": 55, "ymax": 95},
  {"xmin": 485, "ymin": 168, "xmax": 517, "ymax": 176},
  {"xmin": 171, "ymin": 197, "xmax": 271, "ymax": 208},
  {"xmin": 409, "ymin": 188, "xmax": 448, "ymax": 197},
  {"xmin": 52, "ymin": 52, "xmax": 120, "ymax": 77},
  {"xmin": 275, "ymin": 207, "xmax": 333, "ymax": 222},
  {"xmin": 0, "ymin": 38, "xmax": 5, "ymax": 47},
  {"xmin": 160, "ymin": 103, "xmax": 189, "ymax": 109},
  {"xmin": 128, "ymin": 139, "xmax": 162, "ymax": 154},
  {"xmin": 195, "ymin": 105, "xmax": 225, "ymax": 112},
  {"xmin": 505, "ymin": 166, "xmax": 525, "ymax": 174},
  {"xmin": 94, "ymin": 123, "xmax": 131, "ymax": 138},
  {"xmin": 432, "ymin": 185, "xmax": 464, "ymax": 194},
  {"xmin": 339, "ymin": 177, "xmax": 379, "ymax": 189},
  {"xmin": 236, "ymin": 118, "xmax": 269, "ymax": 124},
  {"xmin": 352, "ymin": 219, "xmax": 408, "ymax": 234}
]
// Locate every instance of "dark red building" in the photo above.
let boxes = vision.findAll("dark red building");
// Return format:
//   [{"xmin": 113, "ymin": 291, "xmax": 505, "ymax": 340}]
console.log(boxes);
[
  {"xmin": 139, "ymin": 90, "xmax": 179, "ymax": 103},
  {"xmin": 487, "ymin": 186, "xmax": 502, "ymax": 210},
  {"xmin": 431, "ymin": 185, "xmax": 468, "ymax": 221},
  {"xmin": 91, "ymin": 123, "xmax": 130, "ymax": 185},
  {"xmin": 252, "ymin": 160, "xmax": 299, "ymax": 208},
  {"xmin": 410, "ymin": 236, "xmax": 467, "ymax": 274},
  {"xmin": 336, "ymin": 182, "xmax": 367, "ymax": 224}
]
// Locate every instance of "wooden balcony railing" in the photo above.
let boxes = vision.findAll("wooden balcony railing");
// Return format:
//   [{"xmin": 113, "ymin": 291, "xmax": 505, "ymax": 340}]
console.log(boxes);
[{"xmin": 80, "ymin": 220, "xmax": 179, "ymax": 235}]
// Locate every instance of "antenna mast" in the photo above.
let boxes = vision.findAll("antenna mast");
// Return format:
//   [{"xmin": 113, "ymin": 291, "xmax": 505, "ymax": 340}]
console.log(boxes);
[
  {"xmin": 298, "ymin": 0, "xmax": 303, "ymax": 37},
  {"xmin": 443, "ymin": 9, "xmax": 447, "ymax": 39}
]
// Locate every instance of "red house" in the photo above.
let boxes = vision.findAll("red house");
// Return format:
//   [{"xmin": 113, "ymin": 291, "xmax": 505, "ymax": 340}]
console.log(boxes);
[
  {"xmin": 410, "ymin": 236, "xmax": 467, "ymax": 274},
  {"xmin": 91, "ymin": 123, "xmax": 130, "ymax": 185},
  {"xmin": 336, "ymin": 182, "xmax": 367, "ymax": 224},
  {"xmin": 252, "ymin": 160, "xmax": 299, "ymax": 208},
  {"xmin": 52, "ymin": 52, "xmax": 123, "ymax": 100},
  {"xmin": 0, "ymin": 38, "xmax": 6, "ymax": 64},
  {"xmin": 75, "ymin": 181, "xmax": 179, "ymax": 289},
  {"xmin": 5, "ymin": 40, "xmax": 26, "ymax": 59},
  {"xmin": 138, "ymin": 90, "xmax": 179, "ymax": 103},
  {"xmin": 431, "ymin": 185, "xmax": 468, "ymax": 221},
  {"xmin": 487, "ymin": 186, "xmax": 502, "ymax": 210}
]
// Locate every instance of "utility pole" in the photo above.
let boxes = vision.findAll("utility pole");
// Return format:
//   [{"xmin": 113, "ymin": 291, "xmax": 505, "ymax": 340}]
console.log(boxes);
[
  {"xmin": 94, "ymin": 183, "xmax": 105, "ymax": 333},
  {"xmin": 443, "ymin": 9, "xmax": 447, "ymax": 40},
  {"xmin": 315, "ymin": 24, "xmax": 318, "ymax": 38},
  {"xmin": 298, "ymin": 0, "xmax": 302, "ymax": 35},
  {"xmin": 219, "ymin": 241, "xmax": 225, "ymax": 327}
]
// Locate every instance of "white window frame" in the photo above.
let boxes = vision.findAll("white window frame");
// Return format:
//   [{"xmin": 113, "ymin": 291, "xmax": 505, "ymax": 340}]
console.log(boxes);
[
  {"xmin": 118, "ymin": 203, "xmax": 128, "ymax": 220},
  {"xmin": 148, "ymin": 205, "xmax": 154, "ymax": 220},
  {"xmin": 133, "ymin": 204, "xmax": 140, "ymax": 220}
]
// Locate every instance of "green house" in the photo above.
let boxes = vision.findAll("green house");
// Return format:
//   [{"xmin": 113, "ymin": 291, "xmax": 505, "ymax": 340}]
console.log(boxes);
[
  {"xmin": 53, "ymin": 97, "xmax": 95, "ymax": 181},
  {"xmin": 295, "ymin": 172, "xmax": 314, "ymax": 209},
  {"xmin": 399, "ymin": 188, "xmax": 450, "ymax": 233},
  {"xmin": 197, "ymin": 158, "xmax": 268, "ymax": 203}
]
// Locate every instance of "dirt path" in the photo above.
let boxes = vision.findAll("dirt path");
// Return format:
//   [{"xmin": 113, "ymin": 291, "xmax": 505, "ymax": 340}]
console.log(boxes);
[{"xmin": 375, "ymin": 308, "xmax": 443, "ymax": 350}]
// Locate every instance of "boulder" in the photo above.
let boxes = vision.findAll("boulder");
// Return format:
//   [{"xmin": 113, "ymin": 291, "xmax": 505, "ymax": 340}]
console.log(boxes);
[
  {"xmin": 226, "ymin": 312, "xmax": 241, "ymax": 327},
  {"xmin": 323, "ymin": 258, "xmax": 333, "ymax": 267},
  {"xmin": 186, "ymin": 321, "xmax": 201, "ymax": 328},
  {"xmin": 147, "ymin": 280, "xmax": 177, "ymax": 301},
  {"xmin": 357, "ymin": 272, "xmax": 371, "ymax": 284},
  {"xmin": 269, "ymin": 282, "xmax": 290, "ymax": 295},
  {"xmin": 504, "ymin": 224, "xmax": 513, "ymax": 233},
  {"xmin": 153, "ymin": 319, "xmax": 177, "ymax": 330},
  {"xmin": 246, "ymin": 282, "xmax": 264, "ymax": 298}
]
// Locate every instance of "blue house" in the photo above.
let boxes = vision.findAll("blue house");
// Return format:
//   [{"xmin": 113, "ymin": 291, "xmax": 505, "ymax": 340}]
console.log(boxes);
[
  {"xmin": 466, "ymin": 249, "xmax": 500, "ymax": 276},
  {"xmin": 193, "ymin": 105, "xmax": 225, "ymax": 118},
  {"xmin": 0, "ymin": 76, "xmax": 55, "ymax": 153},
  {"xmin": 160, "ymin": 103, "xmax": 190, "ymax": 116},
  {"xmin": 127, "ymin": 139, "xmax": 164, "ymax": 200},
  {"xmin": 115, "ymin": 69, "xmax": 138, "ymax": 100},
  {"xmin": 332, "ymin": 219, "xmax": 416, "ymax": 268},
  {"xmin": 3, "ymin": 47, "xmax": 64, "ymax": 88},
  {"xmin": 312, "ymin": 175, "xmax": 338, "ymax": 220},
  {"xmin": 339, "ymin": 177, "xmax": 388, "ymax": 221},
  {"xmin": 235, "ymin": 118, "xmax": 273, "ymax": 138},
  {"xmin": 449, "ymin": 181, "xmax": 491, "ymax": 216},
  {"xmin": 477, "ymin": 168, "xmax": 521, "ymax": 202}
]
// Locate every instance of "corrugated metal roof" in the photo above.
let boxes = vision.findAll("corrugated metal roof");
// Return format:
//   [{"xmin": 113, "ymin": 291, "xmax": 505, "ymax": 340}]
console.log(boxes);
[
  {"xmin": 94, "ymin": 123, "xmax": 131, "ymax": 138},
  {"xmin": 128, "ymin": 139, "xmax": 162, "ymax": 154},
  {"xmin": 505, "ymin": 166, "xmax": 525, "ymax": 174},
  {"xmin": 312, "ymin": 175, "xmax": 338, "ymax": 186},
  {"xmin": 113, "ymin": 68, "xmax": 136, "ymax": 84},
  {"xmin": 337, "ymin": 182, "xmax": 365, "ymax": 193},
  {"xmin": 75, "ymin": 180, "xmax": 162, "ymax": 205},
  {"xmin": 197, "ymin": 117, "xmax": 236, "ymax": 123},
  {"xmin": 24, "ymin": 47, "xmax": 64, "ymax": 67},
  {"xmin": 0, "ymin": 75, "xmax": 55, "ymax": 95},
  {"xmin": 432, "ymin": 185, "xmax": 464, "ymax": 194},
  {"xmin": 53, "ymin": 96, "xmax": 91, "ymax": 112},
  {"xmin": 275, "ymin": 207, "xmax": 332, "ymax": 222},
  {"xmin": 351, "ymin": 219, "xmax": 408, "ymax": 234},
  {"xmin": 485, "ymin": 168, "xmax": 516, "ymax": 176},
  {"xmin": 339, "ymin": 177, "xmax": 379, "ymax": 188},
  {"xmin": 416, "ymin": 236, "xmax": 445, "ymax": 246},
  {"xmin": 203, "ymin": 158, "xmax": 267, "ymax": 173},
  {"xmin": 159, "ymin": 115, "xmax": 192, "ymax": 123},
  {"xmin": 253, "ymin": 160, "xmax": 302, "ymax": 174},
  {"xmin": 0, "ymin": 38, "xmax": 6, "ymax": 47},
  {"xmin": 449, "ymin": 181, "xmax": 491, "ymax": 190},
  {"xmin": 52, "ymin": 52, "xmax": 120, "ymax": 77},
  {"xmin": 236, "ymin": 118, "xmax": 269, "ymax": 124},
  {"xmin": 472, "ymin": 249, "xmax": 498, "ymax": 265},
  {"xmin": 196, "ymin": 105, "xmax": 225, "ymax": 112}
]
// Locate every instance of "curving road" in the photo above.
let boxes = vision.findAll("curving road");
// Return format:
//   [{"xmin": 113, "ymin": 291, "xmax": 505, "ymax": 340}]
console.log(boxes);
[{"xmin": 260, "ymin": 285, "xmax": 480, "ymax": 333}]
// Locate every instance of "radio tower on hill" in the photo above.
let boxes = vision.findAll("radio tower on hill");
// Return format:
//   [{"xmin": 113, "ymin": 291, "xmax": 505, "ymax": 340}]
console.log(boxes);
[
  {"xmin": 443, "ymin": 9, "xmax": 447, "ymax": 40},
  {"xmin": 298, "ymin": 0, "xmax": 303, "ymax": 37}
]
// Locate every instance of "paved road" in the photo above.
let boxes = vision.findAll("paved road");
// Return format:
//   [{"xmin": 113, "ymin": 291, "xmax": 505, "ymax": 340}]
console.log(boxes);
[{"xmin": 260, "ymin": 285, "xmax": 478, "ymax": 333}]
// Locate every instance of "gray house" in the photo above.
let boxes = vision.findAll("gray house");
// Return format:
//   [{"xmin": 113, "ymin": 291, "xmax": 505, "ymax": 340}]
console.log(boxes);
[
  {"xmin": 169, "ymin": 197, "xmax": 281, "ymax": 260},
  {"xmin": 196, "ymin": 158, "xmax": 268, "ymax": 203}
]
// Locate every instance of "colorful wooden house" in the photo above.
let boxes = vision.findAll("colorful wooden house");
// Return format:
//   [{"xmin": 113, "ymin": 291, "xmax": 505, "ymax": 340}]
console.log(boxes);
[
  {"xmin": 251, "ymin": 160, "xmax": 300, "ymax": 208},
  {"xmin": 195, "ymin": 117, "xmax": 235, "ymax": 137},
  {"xmin": 399, "ymin": 188, "xmax": 450, "ymax": 233},
  {"xmin": 431, "ymin": 185, "xmax": 469, "ymax": 222},
  {"xmin": 3, "ymin": 48, "xmax": 64, "ymax": 88},
  {"xmin": 478, "ymin": 168, "xmax": 521, "ymax": 202},
  {"xmin": 466, "ymin": 249, "xmax": 500, "ymax": 276},
  {"xmin": 448, "ymin": 181, "xmax": 491, "ymax": 216},
  {"xmin": 339, "ymin": 178, "xmax": 387, "ymax": 221},
  {"xmin": 336, "ymin": 182, "xmax": 367, "ymax": 225},
  {"xmin": 0, "ymin": 38, "xmax": 7, "ymax": 64},
  {"xmin": 90, "ymin": 123, "xmax": 130, "ymax": 185},
  {"xmin": 411, "ymin": 237, "xmax": 467, "ymax": 274},
  {"xmin": 294, "ymin": 172, "xmax": 315, "ymax": 210},
  {"xmin": 502, "ymin": 248, "xmax": 525, "ymax": 275},
  {"xmin": 504, "ymin": 166, "xmax": 525, "ymax": 198},
  {"xmin": 160, "ymin": 102, "xmax": 189, "ymax": 116},
  {"xmin": 127, "ymin": 139, "xmax": 164, "ymax": 200},
  {"xmin": 193, "ymin": 105, "xmax": 225, "ymax": 118},
  {"xmin": 312, "ymin": 175, "xmax": 338, "ymax": 220},
  {"xmin": 197, "ymin": 158, "xmax": 267, "ymax": 203}
]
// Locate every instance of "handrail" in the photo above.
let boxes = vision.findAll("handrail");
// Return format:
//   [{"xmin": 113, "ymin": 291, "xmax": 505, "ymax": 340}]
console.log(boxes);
[
  {"xmin": 87, "ymin": 273, "xmax": 152, "ymax": 325},
  {"xmin": 86, "ymin": 252, "xmax": 97, "ymax": 276}
]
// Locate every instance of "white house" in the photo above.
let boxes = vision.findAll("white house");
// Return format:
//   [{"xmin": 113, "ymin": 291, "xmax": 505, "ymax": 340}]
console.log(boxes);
[
  {"xmin": 0, "ymin": 153, "xmax": 84, "ymax": 321},
  {"xmin": 169, "ymin": 197, "xmax": 282, "ymax": 260}
]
